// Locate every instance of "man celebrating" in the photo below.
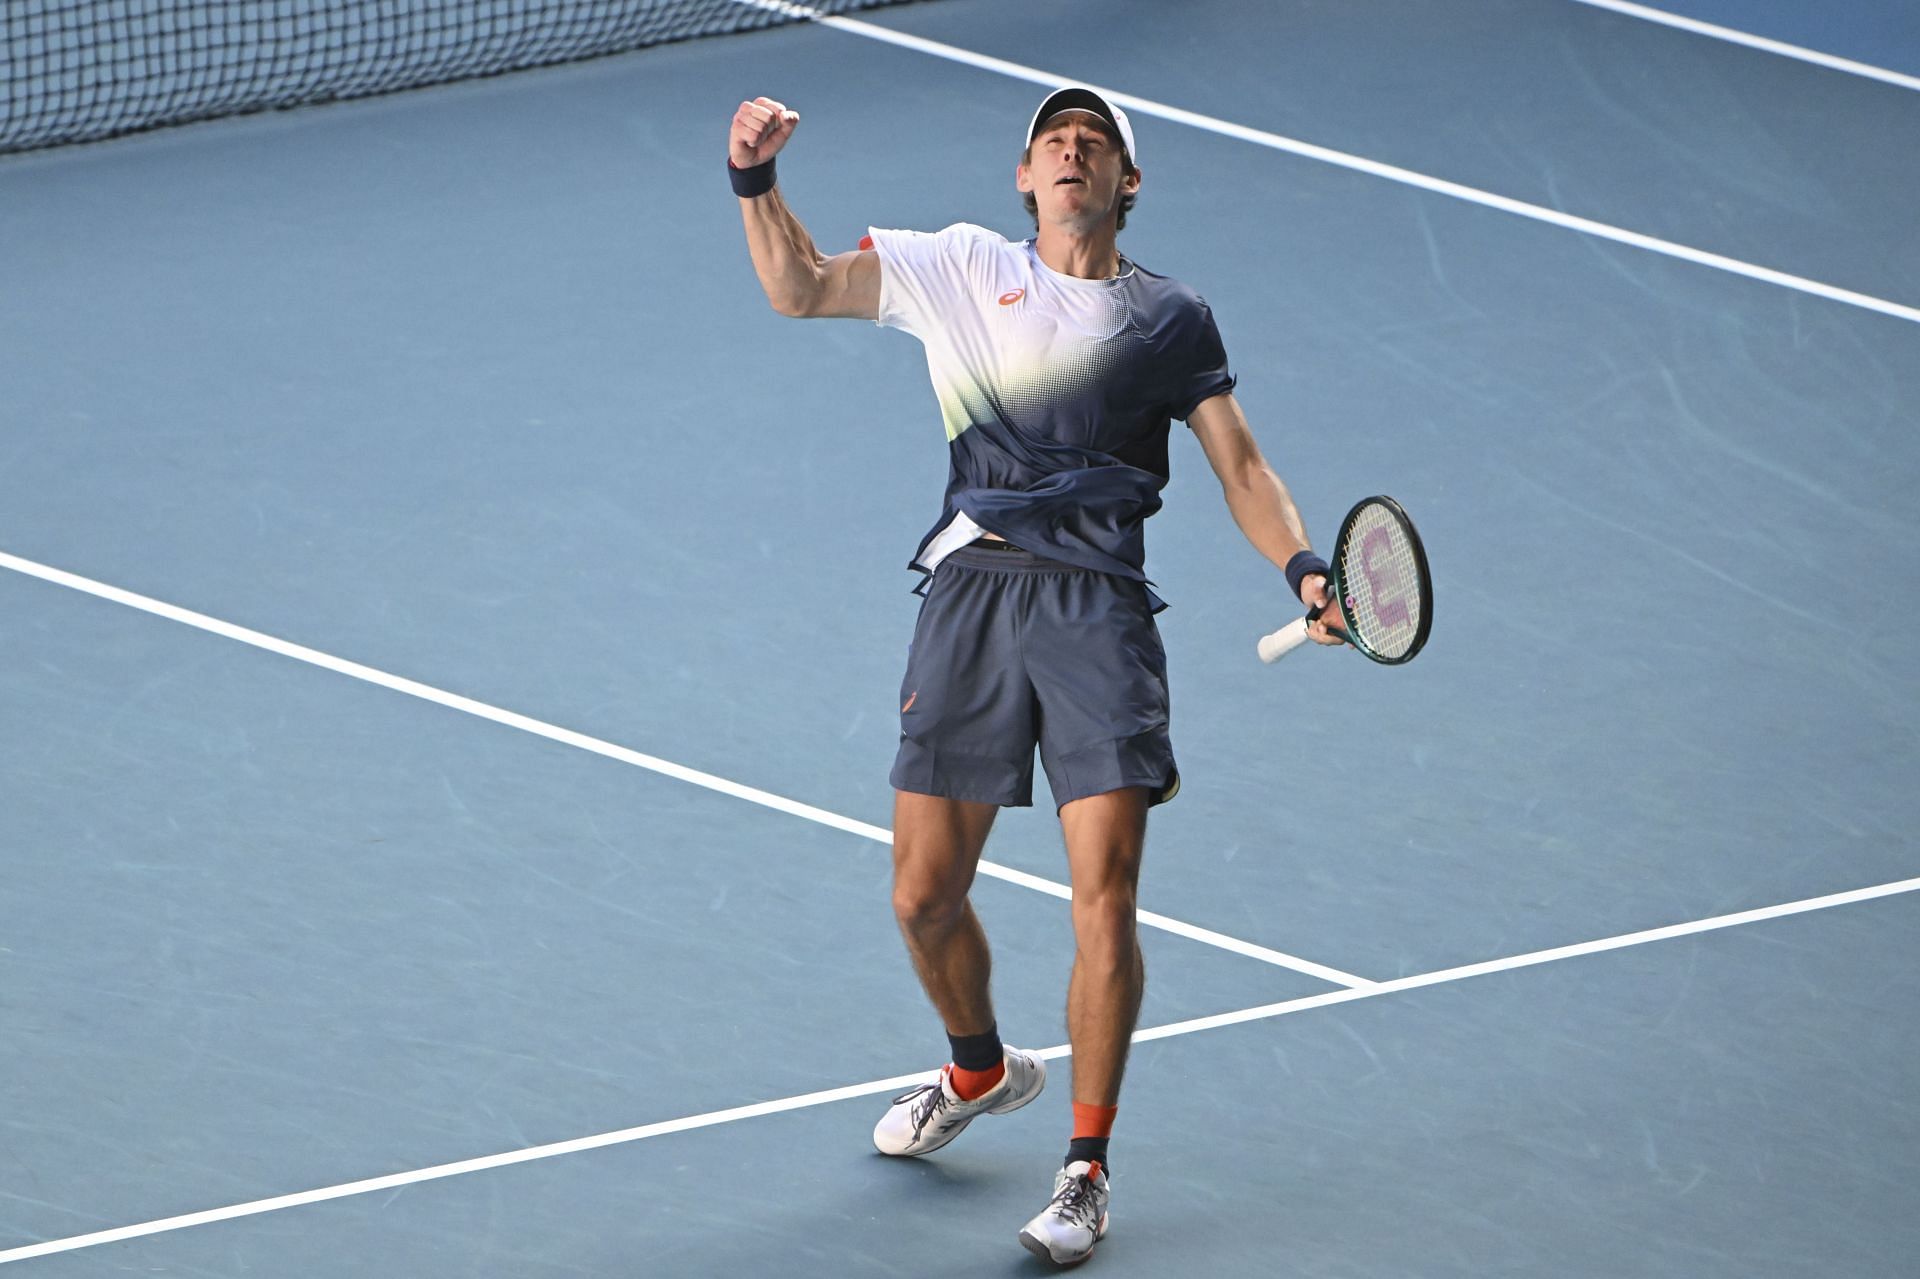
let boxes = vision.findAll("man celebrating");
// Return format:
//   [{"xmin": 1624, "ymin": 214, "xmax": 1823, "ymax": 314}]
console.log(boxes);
[{"xmin": 729, "ymin": 85, "xmax": 1340, "ymax": 1266}]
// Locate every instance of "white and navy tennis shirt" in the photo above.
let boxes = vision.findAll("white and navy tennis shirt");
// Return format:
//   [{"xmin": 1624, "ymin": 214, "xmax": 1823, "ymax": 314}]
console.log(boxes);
[{"xmin": 867, "ymin": 222, "xmax": 1235, "ymax": 605}]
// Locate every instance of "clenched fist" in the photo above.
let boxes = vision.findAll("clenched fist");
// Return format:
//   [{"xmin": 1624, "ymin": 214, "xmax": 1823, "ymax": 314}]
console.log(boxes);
[{"xmin": 730, "ymin": 96, "xmax": 799, "ymax": 168}]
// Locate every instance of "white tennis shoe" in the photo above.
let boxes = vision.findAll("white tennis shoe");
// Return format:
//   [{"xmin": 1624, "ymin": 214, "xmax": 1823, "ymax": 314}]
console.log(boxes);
[
  {"xmin": 1018, "ymin": 1159, "xmax": 1110, "ymax": 1266},
  {"xmin": 871, "ymin": 1047, "xmax": 1046, "ymax": 1157}
]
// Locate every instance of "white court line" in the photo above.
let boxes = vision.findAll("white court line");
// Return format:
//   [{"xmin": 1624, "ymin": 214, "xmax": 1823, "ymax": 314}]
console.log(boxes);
[
  {"xmin": 729, "ymin": 0, "xmax": 1920, "ymax": 327},
  {"xmin": 1132, "ymin": 872, "xmax": 1920, "ymax": 1041},
  {"xmin": 0, "ymin": 549, "xmax": 1374, "ymax": 991},
  {"xmin": 6, "ymin": 871, "xmax": 1915, "ymax": 1265},
  {"xmin": 1564, "ymin": 0, "xmax": 1920, "ymax": 93}
]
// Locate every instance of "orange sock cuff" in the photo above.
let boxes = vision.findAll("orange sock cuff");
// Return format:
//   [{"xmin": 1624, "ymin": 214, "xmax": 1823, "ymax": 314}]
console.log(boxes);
[
  {"xmin": 1072, "ymin": 1102, "xmax": 1119, "ymax": 1140},
  {"xmin": 948, "ymin": 1061, "xmax": 1006, "ymax": 1101}
]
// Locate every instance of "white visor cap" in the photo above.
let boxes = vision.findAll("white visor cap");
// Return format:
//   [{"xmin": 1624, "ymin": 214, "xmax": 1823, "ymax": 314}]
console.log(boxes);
[{"xmin": 1026, "ymin": 86, "xmax": 1137, "ymax": 168}]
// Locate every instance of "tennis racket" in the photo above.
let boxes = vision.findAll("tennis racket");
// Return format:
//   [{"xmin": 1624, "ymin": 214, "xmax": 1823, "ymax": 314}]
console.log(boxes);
[{"xmin": 1258, "ymin": 495, "xmax": 1432, "ymax": 665}]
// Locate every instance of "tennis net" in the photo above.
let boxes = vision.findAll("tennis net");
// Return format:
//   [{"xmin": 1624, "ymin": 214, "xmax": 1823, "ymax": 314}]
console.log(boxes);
[{"xmin": 3, "ymin": 0, "xmax": 937, "ymax": 154}]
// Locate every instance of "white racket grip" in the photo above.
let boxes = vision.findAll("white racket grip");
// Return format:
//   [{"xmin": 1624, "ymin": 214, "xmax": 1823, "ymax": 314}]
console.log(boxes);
[{"xmin": 1257, "ymin": 617, "xmax": 1311, "ymax": 664}]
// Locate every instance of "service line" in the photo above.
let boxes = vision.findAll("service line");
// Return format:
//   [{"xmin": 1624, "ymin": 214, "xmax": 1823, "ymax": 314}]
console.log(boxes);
[{"xmin": 6, "ymin": 871, "xmax": 1914, "ymax": 1264}]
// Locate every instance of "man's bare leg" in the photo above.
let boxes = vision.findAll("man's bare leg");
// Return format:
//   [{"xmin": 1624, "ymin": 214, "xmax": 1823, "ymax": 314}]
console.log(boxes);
[
  {"xmin": 1012, "ymin": 786, "xmax": 1146, "ymax": 1263},
  {"xmin": 890, "ymin": 789, "xmax": 1000, "ymax": 1034},
  {"xmin": 873, "ymin": 790, "xmax": 1049, "ymax": 1159},
  {"xmin": 1059, "ymin": 787, "xmax": 1150, "ymax": 1108}
]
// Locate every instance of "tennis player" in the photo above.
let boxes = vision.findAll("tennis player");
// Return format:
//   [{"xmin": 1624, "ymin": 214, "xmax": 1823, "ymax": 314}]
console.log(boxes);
[{"xmin": 729, "ymin": 85, "xmax": 1342, "ymax": 1266}]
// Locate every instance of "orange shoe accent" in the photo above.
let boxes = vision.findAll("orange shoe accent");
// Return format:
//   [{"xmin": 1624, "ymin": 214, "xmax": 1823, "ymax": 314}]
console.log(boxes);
[
  {"xmin": 1071, "ymin": 1102, "xmax": 1118, "ymax": 1140},
  {"xmin": 948, "ymin": 1061, "xmax": 1006, "ymax": 1101}
]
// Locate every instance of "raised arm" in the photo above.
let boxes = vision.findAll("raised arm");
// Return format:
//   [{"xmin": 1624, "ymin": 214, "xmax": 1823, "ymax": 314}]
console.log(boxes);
[
  {"xmin": 1188, "ymin": 391, "xmax": 1345, "ymax": 645},
  {"xmin": 730, "ymin": 96, "xmax": 880, "ymax": 320}
]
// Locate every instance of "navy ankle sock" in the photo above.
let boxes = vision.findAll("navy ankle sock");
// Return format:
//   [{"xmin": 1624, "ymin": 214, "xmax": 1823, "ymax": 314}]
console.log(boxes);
[
  {"xmin": 946, "ymin": 1026, "xmax": 1003, "ymax": 1073},
  {"xmin": 1065, "ymin": 1137, "xmax": 1110, "ymax": 1171}
]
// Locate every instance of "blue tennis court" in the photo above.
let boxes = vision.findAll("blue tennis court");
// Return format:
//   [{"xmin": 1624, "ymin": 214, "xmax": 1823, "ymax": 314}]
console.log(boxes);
[{"xmin": 3, "ymin": 1, "xmax": 1917, "ymax": 1273}]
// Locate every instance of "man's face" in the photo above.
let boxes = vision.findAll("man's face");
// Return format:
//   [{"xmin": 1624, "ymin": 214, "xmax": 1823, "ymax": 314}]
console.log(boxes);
[{"xmin": 1017, "ymin": 110, "xmax": 1140, "ymax": 232}]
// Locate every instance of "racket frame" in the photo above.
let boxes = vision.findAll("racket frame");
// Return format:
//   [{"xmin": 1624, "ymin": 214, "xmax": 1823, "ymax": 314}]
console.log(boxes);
[{"xmin": 1321, "ymin": 494, "xmax": 1433, "ymax": 666}]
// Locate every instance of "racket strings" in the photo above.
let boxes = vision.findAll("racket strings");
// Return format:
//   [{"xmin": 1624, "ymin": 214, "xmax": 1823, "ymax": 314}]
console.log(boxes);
[{"xmin": 1337, "ymin": 505, "xmax": 1424, "ymax": 659}]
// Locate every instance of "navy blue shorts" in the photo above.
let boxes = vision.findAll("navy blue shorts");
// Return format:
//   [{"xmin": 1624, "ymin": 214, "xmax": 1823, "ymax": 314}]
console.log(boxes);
[{"xmin": 890, "ymin": 543, "xmax": 1179, "ymax": 810}]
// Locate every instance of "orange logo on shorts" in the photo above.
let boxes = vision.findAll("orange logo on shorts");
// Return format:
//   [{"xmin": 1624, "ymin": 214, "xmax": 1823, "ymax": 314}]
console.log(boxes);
[
  {"xmin": 998, "ymin": 289, "xmax": 1025, "ymax": 306},
  {"xmin": 902, "ymin": 691, "xmax": 918, "ymax": 713}
]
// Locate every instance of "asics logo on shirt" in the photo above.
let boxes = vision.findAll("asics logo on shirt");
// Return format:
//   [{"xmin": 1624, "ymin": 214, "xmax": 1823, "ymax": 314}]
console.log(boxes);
[{"xmin": 998, "ymin": 288, "xmax": 1025, "ymax": 306}]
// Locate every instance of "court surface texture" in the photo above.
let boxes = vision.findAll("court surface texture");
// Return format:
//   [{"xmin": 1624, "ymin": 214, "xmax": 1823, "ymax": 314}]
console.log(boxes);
[{"xmin": 3, "ymin": 0, "xmax": 1917, "ymax": 1274}]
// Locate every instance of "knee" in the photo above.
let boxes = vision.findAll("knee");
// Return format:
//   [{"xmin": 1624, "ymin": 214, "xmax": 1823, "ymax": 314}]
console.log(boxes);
[
  {"xmin": 1071, "ymin": 888, "xmax": 1140, "ymax": 962},
  {"xmin": 893, "ymin": 876, "xmax": 968, "ymax": 935}
]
